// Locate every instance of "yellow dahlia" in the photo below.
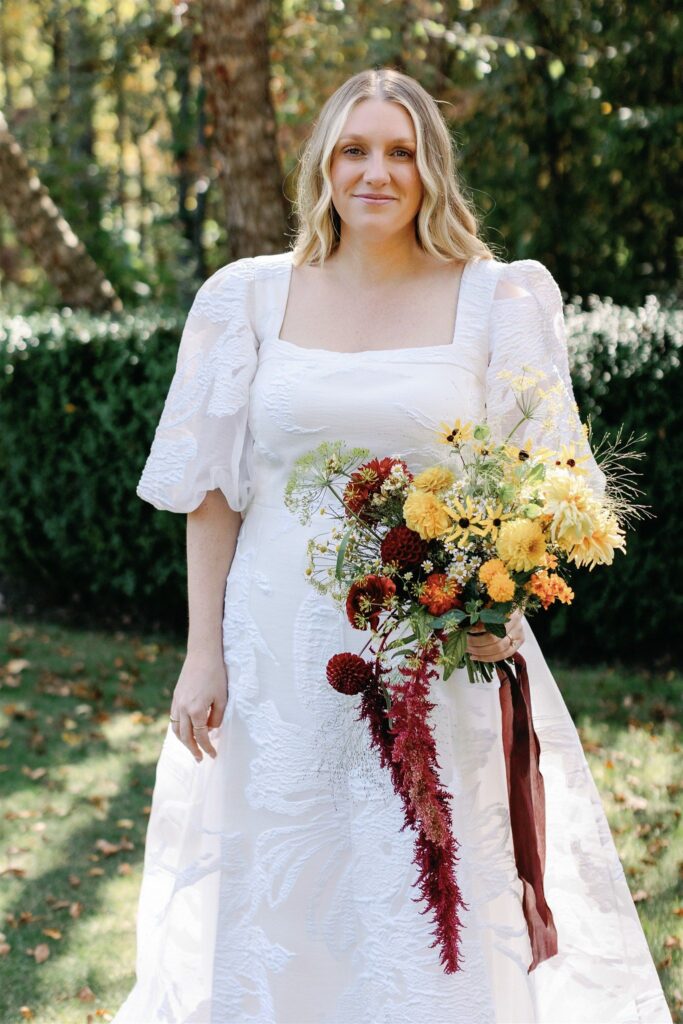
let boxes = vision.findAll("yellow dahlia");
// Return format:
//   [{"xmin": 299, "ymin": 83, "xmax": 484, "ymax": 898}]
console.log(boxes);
[
  {"xmin": 413, "ymin": 465, "xmax": 455, "ymax": 493},
  {"xmin": 478, "ymin": 558, "xmax": 508, "ymax": 585},
  {"xmin": 496, "ymin": 518, "xmax": 547, "ymax": 572},
  {"xmin": 542, "ymin": 468, "xmax": 601, "ymax": 549},
  {"xmin": 487, "ymin": 573, "xmax": 516, "ymax": 602},
  {"xmin": 568, "ymin": 511, "xmax": 626, "ymax": 570},
  {"xmin": 403, "ymin": 489, "xmax": 452, "ymax": 541}
]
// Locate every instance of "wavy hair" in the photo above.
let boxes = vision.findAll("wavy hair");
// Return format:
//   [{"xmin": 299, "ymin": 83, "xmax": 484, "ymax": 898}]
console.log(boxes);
[{"xmin": 290, "ymin": 68, "xmax": 497, "ymax": 267}]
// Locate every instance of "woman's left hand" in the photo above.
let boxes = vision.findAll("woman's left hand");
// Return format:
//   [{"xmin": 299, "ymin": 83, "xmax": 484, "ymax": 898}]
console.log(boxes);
[{"xmin": 466, "ymin": 607, "xmax": 525, "ymax": 663}]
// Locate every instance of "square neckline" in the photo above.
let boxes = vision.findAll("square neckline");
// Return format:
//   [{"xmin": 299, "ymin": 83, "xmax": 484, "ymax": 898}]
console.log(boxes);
[{"xmin": 270, "ymin": 255, "xmax": 477, "ymax": 357}]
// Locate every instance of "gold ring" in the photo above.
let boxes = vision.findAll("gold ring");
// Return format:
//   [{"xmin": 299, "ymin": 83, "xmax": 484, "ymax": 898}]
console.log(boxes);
[{"xmin": 169, "ymin": 716, "xmax": 179, "ymax": 723}]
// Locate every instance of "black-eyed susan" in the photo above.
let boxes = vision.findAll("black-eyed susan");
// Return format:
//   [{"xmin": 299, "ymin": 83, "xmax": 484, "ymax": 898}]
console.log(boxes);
[
  {"xmin": 479, "ymin": 502, "xmax": 508, "ymax": 541},
  {"xmin": 445, "ymin": 495, "xmax": 489, "ymax": 544},
  {"xmin": 438, "ymin": 419, "xmax": 473, "ymax": 448},
  {"xmin": 552, "ymin": 441, "xmax": 592, "ymax": 475}
]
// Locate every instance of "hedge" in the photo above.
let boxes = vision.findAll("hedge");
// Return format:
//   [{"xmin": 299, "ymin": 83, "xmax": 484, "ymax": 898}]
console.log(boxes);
[{"xmin": 1, "ymin": 296, "xmax": 681, "ymax": 663}]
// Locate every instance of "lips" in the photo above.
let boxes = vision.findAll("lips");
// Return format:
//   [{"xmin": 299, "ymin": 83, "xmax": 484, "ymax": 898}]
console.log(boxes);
[{"xmin": 354, "ymin": 194, "xmax": 395, "ymax": 200}]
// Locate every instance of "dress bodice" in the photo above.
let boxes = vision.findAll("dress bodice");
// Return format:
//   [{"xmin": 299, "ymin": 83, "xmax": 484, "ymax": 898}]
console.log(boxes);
[{"xmin": 247, "ymin": 254, "xmax": 501, "ymax": 511}]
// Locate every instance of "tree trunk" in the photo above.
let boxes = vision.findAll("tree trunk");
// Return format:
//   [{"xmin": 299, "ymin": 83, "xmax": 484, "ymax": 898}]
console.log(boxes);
[
  {"xmin": 196, "ymin": 0, "xmax": 288, "ymax": 260},
  {"xmin": 0, "ymin": 112, "xmax": 121, "ymax": 312}
]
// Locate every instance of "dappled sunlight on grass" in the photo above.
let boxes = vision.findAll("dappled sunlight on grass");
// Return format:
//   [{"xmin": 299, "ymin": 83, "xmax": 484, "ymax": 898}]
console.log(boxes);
[{"xmin": 0, "ymin": 618, "xmax": 680, "ymax": 1022}]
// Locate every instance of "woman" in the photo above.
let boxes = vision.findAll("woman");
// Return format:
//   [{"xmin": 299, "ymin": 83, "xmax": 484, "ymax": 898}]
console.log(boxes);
[{"xmin": 112, "ymin": 69, "xmax": 672, "ymax": 1023}]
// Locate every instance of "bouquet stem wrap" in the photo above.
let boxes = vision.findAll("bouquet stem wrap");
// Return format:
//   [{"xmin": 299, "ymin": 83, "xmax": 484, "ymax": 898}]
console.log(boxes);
[{"xmin": 496, "ymin": 652, "xmax": 558, "ymax": 971}]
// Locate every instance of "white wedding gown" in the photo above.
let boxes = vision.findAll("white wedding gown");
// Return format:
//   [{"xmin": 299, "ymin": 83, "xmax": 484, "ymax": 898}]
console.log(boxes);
[{"xmin": 113, "ymin": 251, "xmax": 672, "ymax": 1023}]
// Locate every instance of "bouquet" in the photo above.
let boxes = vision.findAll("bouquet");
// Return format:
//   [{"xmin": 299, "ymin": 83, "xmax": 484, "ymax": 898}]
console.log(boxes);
[{"xmin": 284, "ymin": 369, "xmax": 647, "ymax": 975}]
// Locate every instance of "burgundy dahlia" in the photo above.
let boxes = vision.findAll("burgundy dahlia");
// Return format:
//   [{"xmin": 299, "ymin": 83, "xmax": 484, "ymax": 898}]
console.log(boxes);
[
  {"xmin": 346, "ymin": 574, "xmax": 397, "ymax": 630},
  {"xmin": 343, "ymin": 457, "xmax": 411, "ymax": 520},
  {"xmin": 380, "ymin": 525, "xmax": 428, "ymax": 569},
  {"xmin": 326, "ymin": 653, "xmax": 374, "ymax": 695}
]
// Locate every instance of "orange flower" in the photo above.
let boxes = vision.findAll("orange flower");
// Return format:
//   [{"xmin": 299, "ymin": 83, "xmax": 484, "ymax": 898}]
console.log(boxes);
[
  {"xmin": 419, "ymin": 573, "xmax": 463, "ymax": 616},
  {"xmin": 525, "ymin": 571, "xmax": 574, "ymax": 610}
]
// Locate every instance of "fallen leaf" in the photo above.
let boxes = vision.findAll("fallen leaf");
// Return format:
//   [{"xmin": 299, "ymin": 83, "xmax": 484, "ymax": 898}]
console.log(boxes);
[
  {"xmin": 6, "ymin": 659, "xmax": 30, "ymax": 675},
  {"xmin": 42, "ymin": 928, "xmax": 62, "ymax": 940},
  {"xmin": 68, "ymin": 874, "xmax": 81, "ymax": 887},
  {"xmin": 664, "ymin": 935, "xmax": 682, "ymax": 949},
  {"xmin": 0, "ymin": 942, "xmax": 10, "ymax": 955},
  {"xmin": 632, "ymin": 889, "xmax": 649, "ymax": 902},
  {"xmin": 69, "ymin": 901, "xmax": 83, "ymax": 918},
  {"xmin": 33, "ymin": 943, "xmax": 50, "ymax": 963},
  {"xmin": 77, "ymin": 985, "xmax": 96, "ymax": 1002},
  {"xmin": 95, "ymin": 839, "xmax": 121, "ymax": 856},
  {"xmin": 19, "ymin": 1008, "xmax": 34, "ymax": 1020}
]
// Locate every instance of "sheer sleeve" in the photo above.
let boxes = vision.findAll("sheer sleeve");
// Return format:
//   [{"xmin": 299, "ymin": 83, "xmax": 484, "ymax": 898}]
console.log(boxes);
[
  {"xmin": 136, "ymin": 256, "xmax": 258, "ymax": 513},
  {"xmin": 485, "ymin": 259, "xmax": 606, "ymax": 498}
]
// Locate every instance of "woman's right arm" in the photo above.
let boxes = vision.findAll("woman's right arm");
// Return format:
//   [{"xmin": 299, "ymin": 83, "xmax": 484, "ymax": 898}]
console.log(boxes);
[{"xmin": 170, "ymin": 488, "xmax": 242, "ymax": 763}]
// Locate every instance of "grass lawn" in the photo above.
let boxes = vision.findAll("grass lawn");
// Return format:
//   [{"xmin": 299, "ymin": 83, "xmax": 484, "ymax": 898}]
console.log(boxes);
[{"xmin": 0, "ymin": 615, "xmax": 681, "ymax": 1023}]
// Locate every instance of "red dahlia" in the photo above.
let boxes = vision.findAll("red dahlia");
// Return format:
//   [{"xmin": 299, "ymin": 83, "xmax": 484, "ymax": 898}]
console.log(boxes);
[
  {"xmin": 326, "ymin": 653, "xmax": 374, "ymax": 695},
  {"xmin": 380, "ymin": 525, "xmax": 428, "ymax": 568},
  {"xmin": 346, "ymin": 574, "xmax": 397, "ymax": 630},
  {"xmin": 343, "ymin": 457, "xmax": 412, "ymax": 519}
]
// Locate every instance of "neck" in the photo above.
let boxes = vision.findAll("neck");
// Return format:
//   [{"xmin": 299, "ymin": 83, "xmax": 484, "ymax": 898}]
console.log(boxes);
[{"xmin": 327, "ymin": 227, "xmax": 429, "ymax": 285}]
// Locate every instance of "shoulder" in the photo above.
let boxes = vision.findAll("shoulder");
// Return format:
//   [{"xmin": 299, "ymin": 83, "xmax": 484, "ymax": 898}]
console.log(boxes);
[
  {"xmin": 489, "ymin": 258, "xmax": 563, "ymax": 305},
  {"xmin": 195, "ymin": 250, "xmax": 292, "ymax": 296}
]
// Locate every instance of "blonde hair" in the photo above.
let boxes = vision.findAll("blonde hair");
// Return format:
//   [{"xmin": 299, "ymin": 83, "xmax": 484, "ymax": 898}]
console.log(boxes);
[{"xmin": 290, "ymin": 68, "xmax": 497, "ymax": 267}]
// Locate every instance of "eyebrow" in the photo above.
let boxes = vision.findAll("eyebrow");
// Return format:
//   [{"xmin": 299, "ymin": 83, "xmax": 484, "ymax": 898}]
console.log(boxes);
[{"xmin": 338, "ymin": 134, "xmax": 415, "ymax": 145}]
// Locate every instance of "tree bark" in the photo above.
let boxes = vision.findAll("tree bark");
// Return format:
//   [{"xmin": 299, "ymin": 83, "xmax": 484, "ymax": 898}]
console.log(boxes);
[
  {"xmin": 197, "ymin": 0, "xmax": 288, "ymax": 260},
  {"xmin": 0, "ymin": 112, "xmax": 121, "ymax": 312}
]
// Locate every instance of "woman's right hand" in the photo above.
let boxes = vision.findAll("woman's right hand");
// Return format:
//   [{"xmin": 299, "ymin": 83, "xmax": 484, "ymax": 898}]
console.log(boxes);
[{"xmin": 169, "ymin": 650, "xmax": 228, "ymax": 762}]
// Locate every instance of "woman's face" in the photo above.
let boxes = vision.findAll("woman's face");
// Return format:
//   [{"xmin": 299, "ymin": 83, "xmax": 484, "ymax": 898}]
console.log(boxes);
[{"xmin": 329, "ymin": 98, "xmax": 424, "ymax": 241}]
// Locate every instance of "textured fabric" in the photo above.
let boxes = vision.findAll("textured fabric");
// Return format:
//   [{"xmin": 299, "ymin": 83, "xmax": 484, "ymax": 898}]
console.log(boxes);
[{"xmin": 114, "ymin": 251, "xmax": 672, "ymax": 1024}]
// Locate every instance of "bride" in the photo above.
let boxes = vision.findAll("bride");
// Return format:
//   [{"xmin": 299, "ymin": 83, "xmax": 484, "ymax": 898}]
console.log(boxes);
[{"xmin": 112, "ymin": 68, "xmax": 672, "ymax": 1023}]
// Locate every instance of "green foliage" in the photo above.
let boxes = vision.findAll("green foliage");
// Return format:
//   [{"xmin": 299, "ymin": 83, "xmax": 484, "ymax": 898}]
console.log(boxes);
[
  {"xmin": 0, "ymin": 287, "xmax": 681, "ymax": 666},
  {"xmin": 533, "ymin": 295, "xmax": 683, "ymax": 666},
  {"xmin": 0, "ymin": 307, "xmax": 189, "ymax": 632}
]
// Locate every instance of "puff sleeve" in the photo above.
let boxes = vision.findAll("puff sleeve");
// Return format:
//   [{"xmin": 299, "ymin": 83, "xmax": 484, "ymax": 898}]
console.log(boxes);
[
  {"xmin": 485, "ymin": 259, "xmax": 607, "ymax": 498},
  {"xmin": 136, "ymin": 256, "xmax": 258, "ymax": 513}
]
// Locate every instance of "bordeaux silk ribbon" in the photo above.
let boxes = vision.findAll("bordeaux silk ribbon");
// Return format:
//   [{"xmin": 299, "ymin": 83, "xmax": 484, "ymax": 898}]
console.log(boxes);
[{"xmin": 495, "ymin": 652, "xmax": 559, "ymax": 972}]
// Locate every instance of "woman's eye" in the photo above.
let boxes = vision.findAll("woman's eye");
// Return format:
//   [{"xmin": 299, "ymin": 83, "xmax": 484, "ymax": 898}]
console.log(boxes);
[{"xmin": 342, "ymin": 147, "xmax": 413, "ymax": 158}]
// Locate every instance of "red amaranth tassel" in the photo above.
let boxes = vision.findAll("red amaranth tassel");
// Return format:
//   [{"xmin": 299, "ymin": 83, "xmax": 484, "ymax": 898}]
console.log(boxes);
[{"xmin": 359, "ymin": 644, "xmax": 468, "ymax": 973}]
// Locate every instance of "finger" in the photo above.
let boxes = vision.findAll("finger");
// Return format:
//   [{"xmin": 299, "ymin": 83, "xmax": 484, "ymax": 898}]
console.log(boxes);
[
  {"xmin": 179, "ymin": 711, "xmax": 203, "ymax": 761},
  {"xmin": 206, "ymin": 697, "xmax": 227, "ymax": 731},
  {"xmin": 192, "ymin": 720, "xmax": 218, "ymax": 759}
]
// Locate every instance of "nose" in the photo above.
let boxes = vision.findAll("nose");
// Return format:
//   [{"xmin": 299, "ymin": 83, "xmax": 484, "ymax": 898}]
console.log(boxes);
[{"xmin": 363, "ymin": 150, "xmax": 391, "ymax": 184}]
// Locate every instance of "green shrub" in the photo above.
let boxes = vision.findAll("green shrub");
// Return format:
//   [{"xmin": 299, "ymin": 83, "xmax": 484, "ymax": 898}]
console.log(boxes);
[
  {"xmin": 0, "ymin": 308, "xmax": 189, "ymax": 632},
  {"xmin": 0, "ymin": 297, "xmax": 681, "ymax": 662}
]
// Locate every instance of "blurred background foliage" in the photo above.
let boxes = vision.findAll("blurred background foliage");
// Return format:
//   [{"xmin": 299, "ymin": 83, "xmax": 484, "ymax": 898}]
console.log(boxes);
[
  {"xmin": 1, "ymin": 0, "xmax": 681, "ymax": 309},
  {"xmin": 0, "ymin": 0, "xmax": 681, "ymax": 665}
]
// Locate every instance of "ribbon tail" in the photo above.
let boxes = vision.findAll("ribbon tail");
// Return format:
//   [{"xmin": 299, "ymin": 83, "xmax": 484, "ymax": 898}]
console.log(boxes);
[{"xmin": 497, "ymin": 652, "xmax": 559, "ymax": 972}]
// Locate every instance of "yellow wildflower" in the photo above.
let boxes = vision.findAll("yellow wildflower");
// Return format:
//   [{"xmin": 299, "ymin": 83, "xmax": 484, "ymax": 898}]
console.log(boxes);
[
  {"xmin": 445, "ymin": 496, "xmax": 489, "ymax": 544},
  {"xmin": 413, "ymin": 466, "xmax": 455, "ymax": 493},
  {"xmin": 496, "ymin": 519, "xmax": 547, "ymax": 572},
  {"xmin": 403, "ymin": 489, "xmax": 452, "ymax": 541},
  {"xmin": 479, "ymin": 502, "xmax": 508, "ymax": 540},
  {"xmin": 438, "ymin": 419, "xmax": 473, "ymax": 447},
  {"xmin": 550, "ymin": 441, "xmax": 592, "ymax": 475}
]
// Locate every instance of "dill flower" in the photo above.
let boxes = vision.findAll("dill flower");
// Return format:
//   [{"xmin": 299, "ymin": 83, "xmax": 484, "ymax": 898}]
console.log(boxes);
[
  {"xmin": 403, "ymin": 489, "xmax": 452, "ymax": 540},
  {"xmin": 496, "ymin": 519, "xmax": 547, "ymax": 572}
]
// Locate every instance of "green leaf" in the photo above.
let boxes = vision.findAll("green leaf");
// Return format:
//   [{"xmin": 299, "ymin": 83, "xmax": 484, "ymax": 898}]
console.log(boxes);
[
  {"xmin": 335, "ymin": 529, "xmax": 352, "ymax": 581},
  {"xmin": 441, "ymin": 628, "xmax": 468, "ymax": 680}
]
